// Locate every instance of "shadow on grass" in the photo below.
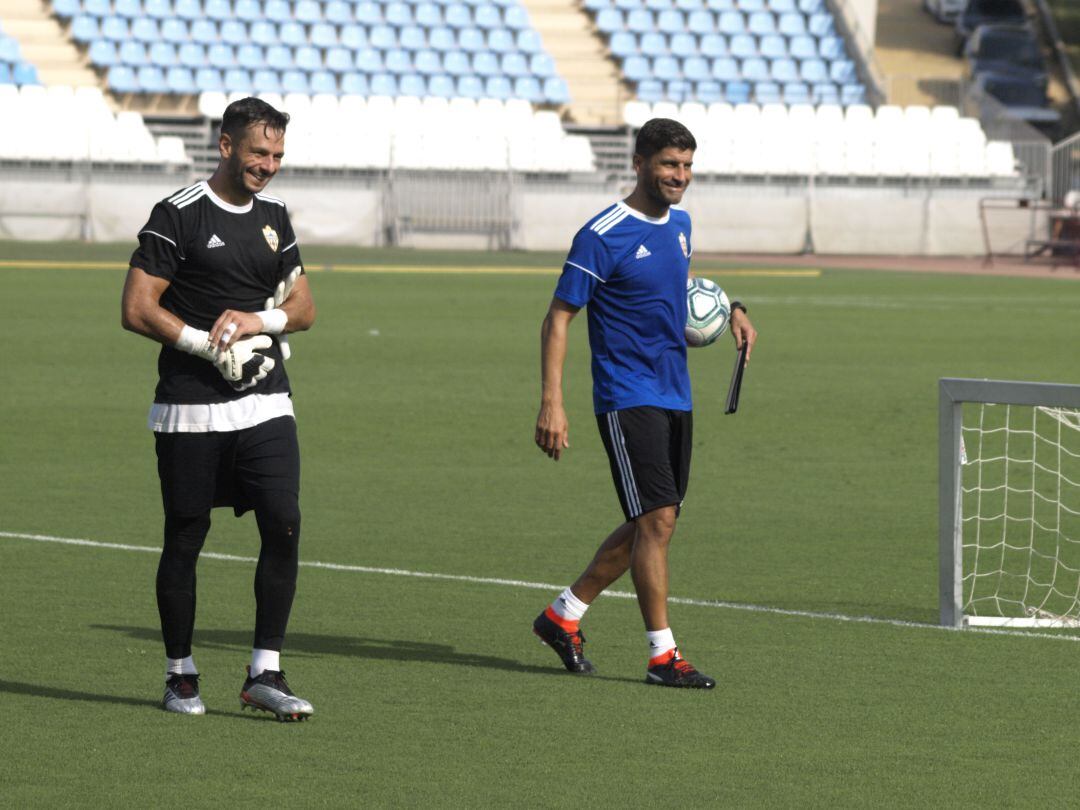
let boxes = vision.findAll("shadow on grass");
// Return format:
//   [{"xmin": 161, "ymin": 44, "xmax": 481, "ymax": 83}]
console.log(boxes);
[
  {"xmin": 0, "ymin": 678, "xmax": 158, "ymax": 709},
  {"xmin": 91, "ymin": 625, "xmax": 641, "ymax": 684}
]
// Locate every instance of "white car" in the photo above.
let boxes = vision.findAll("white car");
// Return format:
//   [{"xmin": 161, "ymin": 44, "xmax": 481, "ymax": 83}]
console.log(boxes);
[{"xmin": 924, "ymin": 0, "xmax": 966, "ymax": 23}]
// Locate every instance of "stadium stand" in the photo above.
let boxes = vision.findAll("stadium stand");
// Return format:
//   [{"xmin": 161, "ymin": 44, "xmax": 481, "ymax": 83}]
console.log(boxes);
[
  {"xmin": 0, "ymin": 25, "xmax": 42, "ymax": 86},
  {"xmin": 50, "ymin": 0, "xmax": 570, "ymax": 103}
]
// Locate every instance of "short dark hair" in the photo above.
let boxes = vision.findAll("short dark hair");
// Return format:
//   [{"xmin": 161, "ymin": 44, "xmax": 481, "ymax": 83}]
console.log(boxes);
[
  {"xmin": 635, "ymin": 118, "xmax": 697, "ymax": 158},
  {"xmin": 220, "ymin": 97, "xmax": 290, "ymax": 143}
]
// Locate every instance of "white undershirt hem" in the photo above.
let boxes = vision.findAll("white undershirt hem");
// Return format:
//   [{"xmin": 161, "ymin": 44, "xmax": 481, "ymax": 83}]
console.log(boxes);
[{"xmin": 149, "ymin": 392, "xmax": 294, "ymax": 433}]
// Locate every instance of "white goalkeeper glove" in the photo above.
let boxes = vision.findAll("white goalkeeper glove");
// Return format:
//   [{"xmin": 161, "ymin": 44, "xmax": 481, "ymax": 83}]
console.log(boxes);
[
  {"xmin": 263, "ymin": 266, "xmax": 303, "ymax": 360},
  {"xmin": 213, "ymin": 334, "xmax": 276, "ymax": 391}
]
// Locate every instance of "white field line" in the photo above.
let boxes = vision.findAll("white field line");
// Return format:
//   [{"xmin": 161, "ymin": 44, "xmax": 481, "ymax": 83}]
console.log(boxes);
[{"xmin": 3, "ymin": 530, "xmax": 1079, "ymax": 644}]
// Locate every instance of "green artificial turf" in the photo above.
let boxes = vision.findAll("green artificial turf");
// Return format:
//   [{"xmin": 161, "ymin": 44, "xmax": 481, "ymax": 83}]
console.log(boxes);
[{"xmin": 2, "ymin": 244, "xmax": 1080, "ymax": 806}]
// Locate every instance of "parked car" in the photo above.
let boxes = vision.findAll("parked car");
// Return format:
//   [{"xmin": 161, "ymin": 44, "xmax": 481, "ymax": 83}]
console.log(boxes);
[
  {"xmin": 974, "ymin": 72, "xmax": 1062, "ymax": 136},
  {"xmin": 963, "ymin": 24, "xmax": 1048, "ymax": 88},
  {"xmin": 954, "ymin": 0, "xmax": 1027, "ymax": 53},
  {"xmin": 925, "ymin": 0, "xmax": 966, "ymax": 24}
]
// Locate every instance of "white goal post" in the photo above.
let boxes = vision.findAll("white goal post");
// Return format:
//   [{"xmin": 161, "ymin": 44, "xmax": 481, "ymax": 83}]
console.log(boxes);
[{"xmin": 940, "ymin": 378, "xmax": 1080, "ymax": 628}]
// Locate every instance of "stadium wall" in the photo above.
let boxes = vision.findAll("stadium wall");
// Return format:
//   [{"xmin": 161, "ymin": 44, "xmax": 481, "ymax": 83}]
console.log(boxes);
[{"xmin": 0, "ymin": 171, "xmax": 1031, "ymax": 256}]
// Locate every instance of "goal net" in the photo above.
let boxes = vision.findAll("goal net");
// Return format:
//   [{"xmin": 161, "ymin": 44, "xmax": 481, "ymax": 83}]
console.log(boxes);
[{"xmin": 940, "ymin": 379, "xmax": 1080, "ymax": 628}]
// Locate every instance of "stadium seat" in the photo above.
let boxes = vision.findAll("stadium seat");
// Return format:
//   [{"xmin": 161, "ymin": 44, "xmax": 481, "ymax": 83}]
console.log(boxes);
[
  {"xmin": 670, "ymin": 32, "xmax": 697, "ymax": 53},
  {"xmin": 327, "ymin": 47, "xmax": 356, "ymax": 73},
  {"xmin": 137, "ymin": 65, "xmax": 167, "ymax": 92},
  {"xmin": 665, "ymin": 79, "xmax": 690, "ymax": 101},
  {"xmin": 195, "ymin": 67, "xmax": 224, "ymax": 92},
  {"xmin": 386, "ymin": 49, "xmax": 414, "ymax": 74},
  {"xmin": 623, "ymin": 55, "xmax": 650, "ymax": 81},
  {"xmin": 717, "ymin": 10, "xmax": 745, "ymax": 34},
  {"xmin": 455, "ymin": 74, "xmax": 481, "ymax": 98},
  {"xmin": 88, "ymin": 40, "xmax": 119, "ymax": 67},
  {"xmin": 829, "ymin": 59, "xmax": 855, "ymax": 83},
  {"xmin": 811, "ymin": 82, "xmax": 838, "ymax": 104},
  {"xmin": 501, "ymin": 52, "xmax": 528, "ymax": 76},
  {"xmin": 224, "ymin": 68, "xmax": 254, "ymax": 92},
  {"xmin": 800, "ymin": 57, "xmax": 828, "ymax": 83},
  {"xmin": 770, "ymin": 57, "xmax": 798, "ymax": 82},
  {"xmin": 115, "ymin": 0, "xmax": 142, "ymax": 18},
  {"xmin": 355, "ymin": 1, "xmax": 380, "ymax": 25},
  {"xmin": 782, "ymin": 81, "xmax": 809, "ymax": 104},
  {"xmin": 517, "ymin": 29, "xmax": 542, "ymax": 52},
  {"xmin": 544, "ymin": 76, "xmax": 570, "ymax": 103},
  {"xmin": 683, "ymin": 56, "xmax": 709, "ymax": 81},
  {"xmin": 741, "ymin": 56, "xmax": 768, "ymax": 80},
  {"xmin": 475, "ymin": 5, "xmax": 502, "ymax": 29},
  {"xmin": 798, "ymin": 0, "xmax": 822, "ymax": 12},
  {"xmin": 264, "ymin": 0, "xmax": 290, "ymax": 22},
  {"xmin": 232, "ymin": 0, "xmax": 258, "ymax": 19},
  {"xmin": 101, "ymin": 16, "xmax": 130, "ymax": 42},
  {"xmin": 759, "ymin": 34, "xmax": 786, "ymax": 58},
  {"xmin": 653, "ymin": 55, "xmax": 679, "ymax": 79},
  {"xmin": 441, "ymin": 50, "xmax": 468, "ymax": 74},
  {"xmin": 753, "ymin": 80, "xmax": 780, "ymax": 103},
  {"xmin": 427, "ymin": 73, "xmax": 454, "ymax": 97},
  {"xmin": 695, "ymin": 79, "xmax": 722, "ymax": 102},
  {"xmin": 458, "ymin": 27, "xmax": 486, "ymax": 51},
  {"xmin": 711, "ymin": 56, "xmax": 738, "ymax": 81},
  {"xmin": 144, "ymin": 0, "xmax": 171, "ymax": 17},
  {"xmin": 487, "ymin": 28, "xmax": 515, "ymax": 52},
  {"xmin": 416, "ymin": 2, "xmax": 443, "ymax": 26},
  {"xmin": 310, "ymin": 71, "xmax": 337, "ymax": 94},
  {"xmin": 737, "ymin": 0, "xmax": 764, "ymax": 10},
  {"xmin": 729, "ymin": 33, "xmax": 756, "ymax": 58},
  {"xmin": 840, "ymin": 84, "xmax": 865, "ymax": 105},
  {"xmin": 295, "ymin": 45, "xmax": 322, "ymax": 72},
  {"xmin": 295, "ymin": 0, "xmax": 322, "ymax": 24},
  {"xmin": 699, "ymin": 32, "xmax": 727, "ymax": 56},
  {"xmin": 120, "ymin": 40, "xmax": 149, "ymax": 66},
  {"xmin": 472, "ymin": 51, "xmax": 499, "ymax": 76},
  {"xmin": 234, "ymin": 20, "xmax": 262, "ymax": 45},
  {"xmin": 636, "ymin": 78, "xmax": 663, "ymax": 102},
  {"xmin": 175, "ymin": 0, "xmax": 201, "ymax": 19},
  {"xmin": 50, "ymin": 0, "xmax": 79, "ymax": 16},
  {"xmin": 281, "ymin": 70, "xmax": 309, "ymax": 94},
  {"xmin": 819, "ymin": 35, "xmax": 844, "ymax": 59},
  {"xmin": 514, "ymin": 75, "xmax": 542, "ymax": 102},
  {"xmin": 340, "ymin": 73, "xmax": 369, "ymax": 95},
  {"xmin": 789, "ymin": 35, "xmax": 816, "ymax": 59},
  {"xmin": 445, "ymin": 5, "xmax": 473, "ymax": 27},
  {"xmin": 387, "ymin": 1, "xmax": 413, "ymax": 26},
  {"xmin": 70, "ymin": 16, "xmax": 100, "ymax": 43},
  {"xmin": 341, "ymin": 25, "xmax": 369, "ymax": 50},
  {"xmin": 747, "ymin": 10, "xmax": 775, "ymax": 34},
  {"xmin": 808, "ymin": 12, "xmax": 833, "ymax": 36},
  {"xmin": 108, "ymin": 65, "xmax": 139, "ymax": 92},
  {"xmin": 166, "ymin": 66, "xmax": 197, "ymax": 93},
  {"xmin": 210, "ymin": 43, "xmax": 237, "ymax": 68},
  {"xmin": 610, "ymin": 31, "xmax": 638, "ymax": 57},
  {"xmin": 640, "ymin": 32, "xmax": 667, "ymax": 57},
  {"xmin": 252, "ymin": 68, "xmax": 282, "ymax": 92},
  {"xmin": 266, "ymin": 44, "xmax": 294, "ymax": 68},
  {"xmin": 504, "ymin": 6, "xmax": 530, "ymax": 29},
  {"xmin": 724, "ymin": 79, "xmax": 750, "ymax": 102},
  {"xmin": 656, "ymin": 9, "xmax": 685, "ymax": 32},
  {"xmin": 84, "ymin": 0, "xmax": 111, "ymax": 15},
  {"xmin": 149, "ymin": 42, "xmax": 178, "ymax": 67},
  {"xmin": 484, "ymin": 75, "xmax": 511, "ymax": 99},
  {"xmin": 627, "ymin": 9, "xmax": 655, "ymax": 32},
  {"xmin": 777, "ymin": 11, "xmax": 805, "ymax": 35},
  {"xmin": 596, "ymin": 8, "xmax": 624, "ymax": 33},
  {"xmin": 178, "ymin": 42, "xmax": 205, "ymax": 69},
  {"xmin": 687, "ymin": 9, "xmax": 714, "ymax": 30},
  {"xmin": 280, "ymin": 22, "xmax": 306, "ymax": 47},
  {"xmin": 312, "ymin": 23, "xmax": 339, "ymax": 48}
]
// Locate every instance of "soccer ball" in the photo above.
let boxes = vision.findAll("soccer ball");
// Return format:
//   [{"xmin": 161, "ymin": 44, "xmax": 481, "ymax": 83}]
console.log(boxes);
[{"xmin": 685, "ymin": 277, "xmax": 730, "ymax": 348}]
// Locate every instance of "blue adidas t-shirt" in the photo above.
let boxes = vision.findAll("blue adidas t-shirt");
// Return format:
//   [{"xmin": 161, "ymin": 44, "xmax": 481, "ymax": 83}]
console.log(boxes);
[{"xmin": 554, "ymin": 201, "xmax": 692, "ymax": 415}]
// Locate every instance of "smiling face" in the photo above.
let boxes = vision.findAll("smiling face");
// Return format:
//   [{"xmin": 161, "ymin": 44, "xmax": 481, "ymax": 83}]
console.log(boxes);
[
  {"xmin": 632, "ymin": 145, "xmax": 694, "ymax": 213},
  {"xmin": 219, "ymin": 122, "xmax": 285, "ymax": 198}
]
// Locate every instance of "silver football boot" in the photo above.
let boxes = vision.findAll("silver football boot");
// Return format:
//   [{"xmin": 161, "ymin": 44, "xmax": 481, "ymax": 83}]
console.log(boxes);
[
  {"xmin": 162, "ymin": 674, "xmax": 206, "ymax": 715},
  {"xmin": 239, "ymin": 667, "xmax": 314, "ymax": 722}
]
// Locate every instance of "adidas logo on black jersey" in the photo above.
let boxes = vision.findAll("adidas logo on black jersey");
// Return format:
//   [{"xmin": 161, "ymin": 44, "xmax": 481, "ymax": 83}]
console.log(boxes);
[
  {"xmin": 635, "ymin": 244, "xmax": 651, "ymax": 259},
  {"xmin": 206, "ymin": 234, "xmax": 225, "ymax": 249}
]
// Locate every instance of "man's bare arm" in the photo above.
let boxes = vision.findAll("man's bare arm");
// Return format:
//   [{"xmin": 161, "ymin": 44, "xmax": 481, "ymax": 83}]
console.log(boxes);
[{"xmin": 535, "ymin": 297, "xmax": 579, "ymax": 461}]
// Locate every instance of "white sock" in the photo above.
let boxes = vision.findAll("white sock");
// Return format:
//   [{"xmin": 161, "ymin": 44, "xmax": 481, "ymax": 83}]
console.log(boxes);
[
  {"xmin": 250, "ymin": 648, "xmax": 280, "ymax": 677},
  {"xmin": 646, "ymin": 628, "xmax": 677, "ymax": 664},
  {"xmin": 166, "ymin": 655, "xmax": 197, "ymax": 678},
  {"xmin": 551, "ymin": 587, "xmax": 590, "ymax": 622}
]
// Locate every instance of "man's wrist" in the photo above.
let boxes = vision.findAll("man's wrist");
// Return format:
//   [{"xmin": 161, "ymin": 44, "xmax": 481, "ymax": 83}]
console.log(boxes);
[
  {"xmin": 175, "ymin": 325, "xmax": 215, "ymax": 360},
  {"xmin": 256, "ymin": 308, "xmax": 288, "ymax": 335}
]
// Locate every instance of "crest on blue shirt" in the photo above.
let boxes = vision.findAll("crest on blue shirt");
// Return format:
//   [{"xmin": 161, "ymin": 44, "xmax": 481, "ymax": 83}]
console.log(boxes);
[
  {"xmin": 678, "ymin": 232, "xmax": 688, "ymax": 258},
  {"xmin": 262, "ymin": 224, "xmax": 279, "ymax": 252}
]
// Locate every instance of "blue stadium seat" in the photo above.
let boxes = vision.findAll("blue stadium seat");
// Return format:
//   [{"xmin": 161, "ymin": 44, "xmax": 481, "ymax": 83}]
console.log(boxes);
[
  {"xmin": 484, "ymin": 74, "xmax": 511, "ymax": 99},
  {"xmin": 400, "ymin": 26, "xmax": 427, "ymax": 50},
  {"xmin": 840, "ymin": 83, "xmax": 864, "ymax": 105},
  {"xmin": 251, "ymin": 68, "xmax": 281, "ymax": 92},
  {"xmin": 108, "ymin": 65, "xmax": 139, "ymax": 92},
  {"xmin": 670, "ymin": 31, "xmax": 696, "ymax": 52},
  {"xmin": 386, "ymin": 1, "xmax": 412, "ymax": 25},
  {"xmin": 614, "ymin": 0, "xmax": 640, "ymax": 9},
  {"xmin": 811, "ymin": 81, "xmax": 837, "ymax": 103},
  {"xmin": 175, "ymin": 0, "xmax": 201, "ymax": 20},
  {"xmin": 195, "ymin": 18, "xmax": 221, "ymax": 42},
  {"xmin": 653, "ymin": 55, "xmax": 679, "ymax": 79},
  {"xmin": 500, "ymin": 51, "xmax": 528, "ymax": 76},
  {"xmin": 340, "ymin": 72, "xmax": 368, "ymax": 95},
  {"xmin": 509, "ymin": 75, "xmax": 539, "ymax": 103},
  {"xmin": 205, "ymin": 0, "xmax": 230, "ymax": 19},
  {"xmin": 369, "ymin": 73, "xmax": 397, "ymax": 95},
  {"xmin": 474, "ymin": 4, "xmax": 502, "ymax": 29},
  {"xmin": 829, "ymin": 58, "xmax": 854, "ymax": 83},
  {"xmin": 645, "ymin": 0, "xmax": 669, "ymax": 11},
  {"xmin": 443, "ymin": 49, "xmax": 470, "ymax": 74},
  {"xmin": 149, "ymin": 42, "xmax": 178, "ymax": 66},
  {"xmin": 224, "ymin": 67, "xmax": 253, "ymax": 92},
  {"xmin": 711, "ymin": 55, "xmax": 737, "ymax": 80},
  {"xmin": 52, "ymin": 0, "xmax": 80, "ymax": 17},
  {"xmin": 458, "ymin": 27, "xmax": 485, "ymax": 51},
  {"xmin": 236, "ymin": 42, "xmax": 265, "ymax": 68},
  {"xmin": 457, "ymin": 74, "xmax": 483, "ymax": 98},
  {"xmin": 137, "ymin": 65, "xmax": 167, "ymax": 92},
  {"xmin": 707, "ymin": 0, "xmax": 735, "ymax": 8},
  {"xmin": 311, "ymin": 23, "xmax": 339, "ymax": 48},
  {"xmin": 101, "ymin": 16, "xmax": 130, "ymax": 42},
  {"xmin": 310, "ymin": 70, "xmax": 338, "ymax": 93},
  {"xmin": 280, "ymin": 22, "xmax": 306, "ymax": 46},
  {"xmin": 768, "ymin": 0, "xmax": 795, "ymax": 10},
  {"xmin": 699, "ymin": 32, "xmax": 727, "ymax": 56},
  {"xmin": 747, "ymin": 10, "xmax": 775, "ymax": 34},
  {"xmin": 595, "ymin": 8, "xmax": 624, "ymax": 33},
  {"xmin": 717, "ymin": 10, "xmax": 744, "ymax": 33},
  {"xmin": 782, "ymin": 81, "xmax": 809, "ymax": 103},
  {"xmin": 264, "ymin": 0, "xmax": 289, "ymax": 21},
  {"xmin": 228, "ymin": 20, "xmax": 256, "ymax": 45},
  {"xmin": 295, "ymin": 0, "xmax": 322, "ymax": 23},
  {"xmin": 759, "ymin": 33, "xmax": 785, "ymax": 57},
  {"xmin": 196, "ymin": 67, "xmax": 224, "ymax": 91},
  {"xmin": 516, "ymin": 28, "xmax": 542, "ymax": 52},
  {"xmin": 84, "ymin": 0, "xmax": 111, "ymax": 16},
  {"xmin": 341, "ymin": 24, "xmax": 368, "ymax": 49},
  {"xmin": 266, "ymin": 44, "xmax": 293, "ymax": 68},
  {"xmin": 144, "ymin": 0, "xmax": 171, "ymax": 17},
  {"xmin": 370, "ymin": 25, "xmax": 396, "ymax": 49},
  {"xmin": 736, "ymin": 0, "xmax": 764, "ymax": 10},
  {"xmin": 326, "ymin": 47, "xmax": 354, "ymax": 72},
  {"xmin": 295, "ymin": 45, "xmax": 322, "ymax": 71},
  {"xmin": 777, "ymin": 11, "xmax": 805, "ymax": 35},
  {"xmin": 503, "ymin": 5, "xmax": 530, "ymax": 29},
  {"xmin": 740, "ymin": 55, "xmax": 768, "ymax": 80},
  {"xmin": 640, "ymin": 32, "xmax": 666, "ymax": 56},
  {"xmin": 789, "ymin": 34, "xmax": 816, "ymax": 58},
  {"xmin": 120, "ymin": 40, "xmax": 148, "ymax": 65},
  {"xmin": 0, "ymin": 38, "xmax": 17, "ymax": 62},
  {"xmin": 695, "ymin": 79, "xmax": 722, "ymax": 102},
  {"xmin": 729, "ymin": 33, "xmax": 756, "ymax": 57},
  {"xmin": 798, "ymin": 0, "xmax": 822, "ymax": 12},
  {"xmin": 770, "ymin": 56, "xmax": 797, "ymax": 81},
  {"xmin": 355, "ymin": 48, "xmax": 383, "ymax": 72},
  {"xmin": 178, "ymin": 42, "xmax": 205, "ymax": 68},
  {"xmin": 166, "ymin": 66, "xmax": 197, "ymax": 93},
  {"xmin": 623, "ymin": 55, "xmax": 649, "ymax": 81},
  {"xmin": 818, "ymin": 35, "xmax": 844, "ymax": 59},
  {"xmin": 753, "ymin": 79, "xmax": 780, "ymax": 103},
  {"xmin": 70, "ymin": 15, "xmax": 100, "ymax": 43},
  {"xmin": 324, "ymin": 0, "xmax": 351, "ymax": 24},
  {"xmin": 385, "ymin": 48, "xmax": 413, "ymax": 73},
  {"xmin": 656, "ymin": 8, "xmax": 684, "ymax": 32},
  {"xmin": 471, "ymin": 50, "xmax": 499, "ymax": 76},
  {"xmin": 426, "ymin": 73, "xmax": 454, "ymax": 97},
  {"xmin": 89, "ymin": 40, "xmax": 119, "ymax": 66},
  {"xmin": 543, "ymin": 76, "xmax": 569, "ymax": 103},
  {"xmin": 398, "ymin": 73, "xmax": 425, "ymax": 96},
  {"xmin": 281, "ymin": 69, "xmax": 309, "ymax": 93},
  {"xmin": 665, "ymin": 79, "xmax": 690, "ymax": 101},
  {"xmin": 626, "ymin": 9, "xmax": 654, "ymax": 32},
  {"xmin": 428, "ymin": 26, "xmax": 456, "ymax": 50},
  {"xmin": 682, "ymin": 55, "xmax": 709, "ymax": 80},
  {"xmin": 584, "ymin": 0, "xmax": 607, "ymax": 10},
  {"xmin": 235, "ymin": 0, "xmax": 260, "ymax": 20},
  {"xmin": 132, "ymin": 17, "xmax": 161, "ymax": 42},
  {"xmin": 355, "ymin": 1, "xmax": 380, "ymax": 25},
  {"xmin": 808, "ymin": 12, "xmax": 833, "ymax": 36},
  {"xmin": 209, "ymin": 43, "xmax": 236, "ymax": 68},
  {"xmin": 487, "ymin": 27, "xmax": 515, "ymax": 52},
  {"xmin": 529, "ymin": 52, "xmax": 555, "ymax": 77},
  {"xmin": 416, "ymin": 2, "xmax": 443, "ymax": 26},
  {"xmin": 413, "ymin": 49, "xmax": 442, "ymax": 73},
  {"xmin": 636, "ymin": 78, "xmax": 663, "ymax": 101},
  {"xmin": 115, "ymin": 0, "xmax": 142, "ymax": 18},
  {"xmin": 799, "ymin": 57, "xmax": 827, "ymax": 83},
  {"xmin": 610, "ymin": 31, "xmax": 637, "ymax": 57},
  {"xmin": 445, "ymin": 4, "xmax": 473, "ymax": 27},
  {"xmin": 677, "ymin": 0, "xmax": 704, "ymax": 8}
]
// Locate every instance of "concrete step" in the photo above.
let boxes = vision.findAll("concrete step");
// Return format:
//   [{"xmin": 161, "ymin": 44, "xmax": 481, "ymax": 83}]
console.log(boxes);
[{"xmin": 0, "ymin": 0, "xmax": 101, "ymax": 88}]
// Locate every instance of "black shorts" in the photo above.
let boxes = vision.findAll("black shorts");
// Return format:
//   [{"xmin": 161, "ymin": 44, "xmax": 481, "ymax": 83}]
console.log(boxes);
[
  {"xmin": 596, "ymin": 406, "xmax": 692, "ymax": 522},
  {"xmin": 154, "ymin": 416, "xmax": 300, "ymax": 518}
]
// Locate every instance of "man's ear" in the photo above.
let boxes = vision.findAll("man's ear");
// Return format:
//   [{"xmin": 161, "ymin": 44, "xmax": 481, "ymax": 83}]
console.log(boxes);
[{"xmin": 218, "ymin": 132, "xmax": 234, "ymax": 160}]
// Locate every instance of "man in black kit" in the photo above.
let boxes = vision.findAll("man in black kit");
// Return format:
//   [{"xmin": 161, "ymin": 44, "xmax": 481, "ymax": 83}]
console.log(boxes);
[{"xmin": 121, "ymin": 97, "xmax": 316, "ymax": 721}]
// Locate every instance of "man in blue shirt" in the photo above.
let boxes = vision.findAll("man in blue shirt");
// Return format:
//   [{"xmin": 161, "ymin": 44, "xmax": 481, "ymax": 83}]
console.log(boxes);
[{"xmin": 532, "ymin": 118, "xmax": 757, "ymax": 688}]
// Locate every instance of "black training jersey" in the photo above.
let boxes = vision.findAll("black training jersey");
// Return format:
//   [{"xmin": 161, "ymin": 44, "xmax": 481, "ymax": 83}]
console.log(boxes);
[{"xmin": 130, "ymin": 180, "xmax": 303, "ymax": 405}]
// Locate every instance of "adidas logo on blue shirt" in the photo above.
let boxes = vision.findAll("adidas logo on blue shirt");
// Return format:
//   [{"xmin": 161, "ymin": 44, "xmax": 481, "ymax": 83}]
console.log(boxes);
[{"xmin": 635, "ymin": 244, "xmax": 651, "ymax": 259}]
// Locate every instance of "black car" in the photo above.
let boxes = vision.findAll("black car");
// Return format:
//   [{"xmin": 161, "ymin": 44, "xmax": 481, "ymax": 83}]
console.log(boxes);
[
  {"xmin": 974, "ymin": 72, "xmax": 1062, "ymax": 135},
  {"xmin": 954, "ymin": 0, "xmax": 1027, "ymax": 53},
  {"xmin": 964, "ymin": 24, "xmax": 1048, "ymax": 88}
]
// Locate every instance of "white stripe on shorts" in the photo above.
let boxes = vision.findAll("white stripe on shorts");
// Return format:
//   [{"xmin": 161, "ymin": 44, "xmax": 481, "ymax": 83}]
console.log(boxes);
[{"xmin": 606, "ymin": 411, "xmax": 642, "ymax": 517}]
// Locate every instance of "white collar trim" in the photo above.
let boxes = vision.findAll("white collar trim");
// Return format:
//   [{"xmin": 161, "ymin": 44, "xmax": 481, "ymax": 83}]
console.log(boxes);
[
  {"xmin": 202, "ymin": 180, "xmax": 253, "ymax": 214},
  {"xmin": 618, "ymin": 200, "xmax": 670, "ymax": 225}
]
